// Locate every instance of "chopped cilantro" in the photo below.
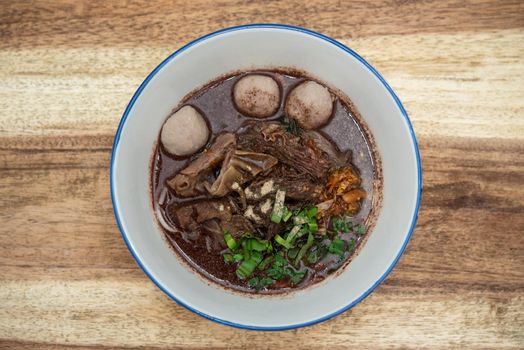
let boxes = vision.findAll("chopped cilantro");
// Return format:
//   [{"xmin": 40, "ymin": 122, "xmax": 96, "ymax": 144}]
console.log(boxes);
[
  {"xmin": 307, "ymin": 250, "xmax": 320, "ymax": 264},
  {"xmin": 355, "ymin": 223, "xmax": 366, "ymax": 235},
  {"xmin": 347, "ymin": 238, "xmax": 356, "ymax": 252},
  {"xmin": 248, "ymin": 276, "xmax": 275, "ymax": 289},
  {"xmin": 329, "ymin": 238, "xmax": 345, "ymax": 256},
  {"xmin": 285, "ymin": 268, "xmax": 305, "ymax": 285}
]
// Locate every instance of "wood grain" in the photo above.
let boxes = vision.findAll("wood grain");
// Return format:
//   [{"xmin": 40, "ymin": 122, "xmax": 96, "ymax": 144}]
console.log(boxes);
[
  {"xmin": 1, "ymin": 1, "xmax": 523, "ymax": 349},
  {"xmin": 1, "ymin": 0, "xmax": 523, "ymax": 49}
]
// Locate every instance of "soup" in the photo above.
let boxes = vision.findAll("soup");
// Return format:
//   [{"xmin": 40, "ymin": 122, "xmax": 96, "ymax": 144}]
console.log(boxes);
[{"xmin": 151, "ymin": 69, "xmax": 382, "ymax": 294}]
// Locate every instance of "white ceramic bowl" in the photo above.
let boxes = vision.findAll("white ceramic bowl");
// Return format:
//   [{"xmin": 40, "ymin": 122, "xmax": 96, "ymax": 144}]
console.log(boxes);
[{"xmin": 110, "ymin": 24, "xmax": 422, "ymax": 330}]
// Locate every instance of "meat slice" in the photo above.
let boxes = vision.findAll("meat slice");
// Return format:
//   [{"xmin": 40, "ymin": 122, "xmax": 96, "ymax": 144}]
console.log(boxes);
[
  {"xmin": 245, "ymin": 167, "xmax": 323, "ymax": 202},
  {"xmin": 170, "ymin": 199, "xmax": 257, "ymax": 252},
  {"xmin": 170, "ymin": 198, "xmax": 234, "ymax": 231}
]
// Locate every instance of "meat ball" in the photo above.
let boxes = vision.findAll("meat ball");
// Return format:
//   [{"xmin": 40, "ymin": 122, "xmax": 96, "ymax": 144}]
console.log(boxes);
[
  {"xmin": 160, "ymin": 105, "xmax": 210, "ymax": 157},
  {"xmin": 233, "ymin": 74, "xmax": 281, "ymax": 118},
  {"xmin": 285, "ymin": 80, "xmax": 334, "ymax": 130}
]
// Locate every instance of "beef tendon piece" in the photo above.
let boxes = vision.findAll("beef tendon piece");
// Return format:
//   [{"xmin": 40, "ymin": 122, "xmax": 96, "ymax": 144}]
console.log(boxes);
[
  {"xmin": 207, "ymin": 150, "xmax": 278, "ymax": 197},
  {"xmin": 167, "ymin": 133, "xmax": 236, "ymax": 197}
]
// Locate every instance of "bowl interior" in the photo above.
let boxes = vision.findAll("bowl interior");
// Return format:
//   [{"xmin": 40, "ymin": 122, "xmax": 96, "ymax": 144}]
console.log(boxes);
[{"xmin": 111, "ymin": 25, "xmax": 421, "ymax": 330}]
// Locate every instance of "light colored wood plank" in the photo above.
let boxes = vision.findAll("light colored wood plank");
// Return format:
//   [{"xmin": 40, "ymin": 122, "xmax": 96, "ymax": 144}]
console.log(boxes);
[
  {"xmin": 1, "ymin": 30, "xmax": 522, "ymax": 139},
  {"xmin": 1, "ymin": 279, "xmax": 522, "ymax": 349}
]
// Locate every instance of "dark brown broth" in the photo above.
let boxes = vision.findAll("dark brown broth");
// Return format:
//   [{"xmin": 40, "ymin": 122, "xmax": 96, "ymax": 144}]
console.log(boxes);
[{"xmin": 151, "ymin": 70, "xmax": 379, "ymax": 294}]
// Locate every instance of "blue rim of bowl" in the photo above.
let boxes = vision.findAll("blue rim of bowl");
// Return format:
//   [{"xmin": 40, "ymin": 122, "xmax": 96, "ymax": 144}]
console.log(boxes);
[{"xmin": 110, "ymin": 23, "xmax": 422, "ymax": 331}]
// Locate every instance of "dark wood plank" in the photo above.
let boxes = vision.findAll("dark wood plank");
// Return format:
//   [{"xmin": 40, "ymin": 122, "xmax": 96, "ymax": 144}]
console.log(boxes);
[{"xmin": 0, "ymin": 0, "xmax": 523, "ymax": 49}]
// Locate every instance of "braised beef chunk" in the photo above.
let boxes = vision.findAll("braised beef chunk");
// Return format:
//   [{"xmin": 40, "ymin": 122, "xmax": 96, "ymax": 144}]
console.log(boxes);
[
  {"xmin": 200, "ymin": 219, "xmax": 225, "ymax": 251},
  {"xmin": 222, "ymin": 215, "xmax": 256, "ymax": 239},
  {"xmin": 152, "ymin": 69, "xmax": 379, "ymax": 294},
  {"xmin": 245, "ymin": 173, "xmax": 322, "ymax": 202},
  {"xmin": 303, "ymin": 130, "xmax": 352, "ymax": 167},
  {"xmin": 236, "ymin": 122, "xmax": 334, "ymax": 179}
]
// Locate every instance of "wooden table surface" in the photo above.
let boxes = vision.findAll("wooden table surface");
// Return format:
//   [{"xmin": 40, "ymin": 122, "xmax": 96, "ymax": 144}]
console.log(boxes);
[{"xmin": 1, "ymin": 1, "xmax": 523, "ymax": 349}]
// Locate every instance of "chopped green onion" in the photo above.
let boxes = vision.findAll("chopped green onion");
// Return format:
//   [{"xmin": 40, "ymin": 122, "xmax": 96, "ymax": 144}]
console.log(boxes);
[
  {"xmin": 293, "ymin": 216, "xmax": 309, "ymax": 225},
  {"xmin": 329, "ymin": 238, "xmax": 345, "ymax": 256},
  {"xmin": 308, "ymin": 220, "xmax": 318, "ymax": 232},
  {"xmin": 236, "ymin": 251, "xmax": 263, "ymax": 279},
  {"xmin": 233, "ymin": 253, "xmax": 244, "ymax": 262},
  {"xmin": 355, "ymin": 224, "xmax": 366, "ymax": 235},
  {"xmin": 307, "ymin": 206, "xmax": 318, "ymax": 218},
  {"xmin": 245, "ymin": 238, "xmax": 270, "ymax": 252},
  {"xmin": 223, "ymin": 230, "xmax": 238, "ymax": 250},
  {"xmin": 274, "ymin": 234, "xmax": 292, "ymax": 249},
  {"xmin": 270, "ymin": 190, "xmax": 286, "ymax": 223},
  {"xmin": 243, "ymin": 248, "xmax": 251, "ymax": 262},
  {"xmin": 282, "ymin": 207, "xmax": 293, "ymax": 222},
  {"xmin": 223, "ymin": 253, "xmax": 233, "ymax": 263},
  {"xmin": 287, "ymin": 247, "xmax": 299, "ymax": 259},
  {"xmin": 347, "ymin": 239, "xmax": 356, "ymax": 252},
  {"xmin": 294, "ymin": 233, "xmax": 315, "ymax": 266},
  {"xmin": 285, "ymin": 225, "xmax": 302, "ymax": 244}
]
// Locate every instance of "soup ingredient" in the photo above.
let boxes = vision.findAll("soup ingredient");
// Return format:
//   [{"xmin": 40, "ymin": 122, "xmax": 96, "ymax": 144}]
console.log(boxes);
[
  {"xmin": 171, "ymin": 199, "xmax": 256, "ymax": 251},
  {"xmin": 160, "ymin": 105, "xmax": 210, "ymax": 156},
  {"xmin": 304, "ymin": 130, "xmax": 352, "ymax": 167},
  {"xmin": 153, "ymin": 69, "xmax": 378, "ymax": 294},
  {"xmin": 270, "ymin": 189, "xmax": 286, "ymax": 223},
  {"xmin": 220, "ymin": 203, "xmax": 368, "ymax": 291},
  {"xmin": 167, "ymin": 133, "xmax": 236, "ymax": 197},
  {"xmin": 171, "ymin": 199, "xmax": 233, "ymax": 231},
  {"xmin": 285, "ymin": 80, "xmax": 334, "ymax": 130},
  {"xmin": 208, "ymin": 150, "xmax": 278, "ymax": 197},
  {"xmin": 245, "ymin": 170, "xmax": 323, "ymax": 202},
  {"xmin": 233, "ymin": 74, "xmax": 281, "ymax": 118},
  {"xmin": 328, "ymin": 237, "xmax": 345, "ymax": 256},
  {"xmin": 325, "ymin": 166, "xmax": 366, "ymax": 215},
  {"xmin": 237, "ymin": 122, "xmax": 334, "ymax": 179},
  {"xmin": 168, "ymin": 132, "xmax": 279, "ymax": 198}
]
